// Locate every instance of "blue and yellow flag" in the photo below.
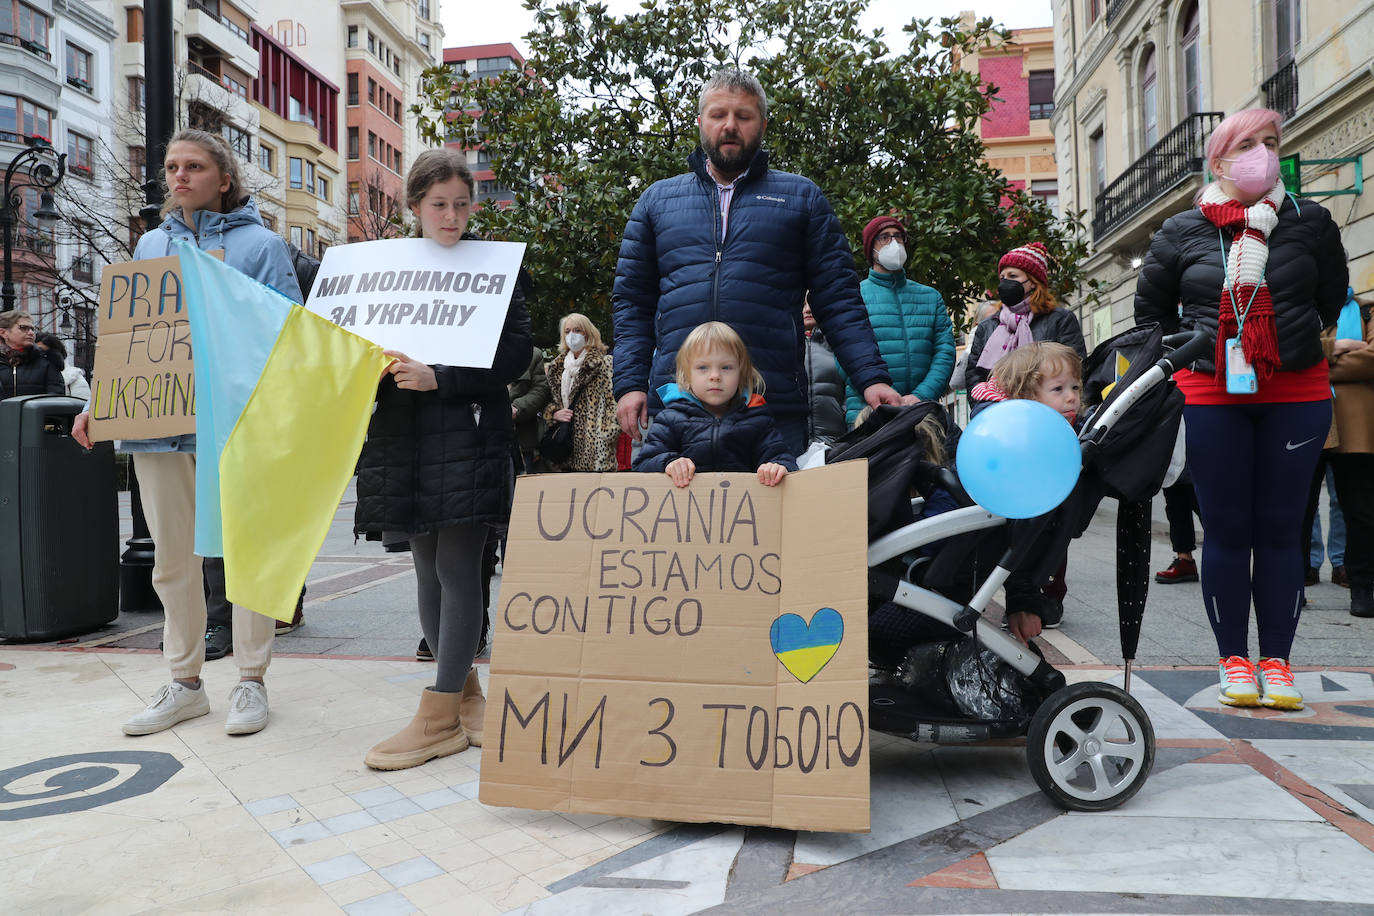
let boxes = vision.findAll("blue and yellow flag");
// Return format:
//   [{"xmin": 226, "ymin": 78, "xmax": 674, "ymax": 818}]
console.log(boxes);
[{"xmin": 177, "ymin": 242, "xmax": 391, "ymax": 622}]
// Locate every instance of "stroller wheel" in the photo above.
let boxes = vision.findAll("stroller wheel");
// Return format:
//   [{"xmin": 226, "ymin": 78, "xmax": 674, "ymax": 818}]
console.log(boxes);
[{"xmin": 1026, "ymin": 682, "xmax": 1155, "ymax": 812}]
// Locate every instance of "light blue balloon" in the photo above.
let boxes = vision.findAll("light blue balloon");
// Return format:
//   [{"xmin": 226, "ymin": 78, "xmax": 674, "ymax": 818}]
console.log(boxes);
[{"xmin": 956, "ymin": 400, "xmax": 1081, "ymax": 518}]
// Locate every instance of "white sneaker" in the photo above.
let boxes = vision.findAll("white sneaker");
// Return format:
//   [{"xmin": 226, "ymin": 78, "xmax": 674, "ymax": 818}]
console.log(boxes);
[
  {"xmin": 124, "ymin": 682, "xmax": 211, "ymax": 735},
  {"xmin": 1217, "ymin": 655, "xmax": 1260, "ymax": 707},
  {"xmin": 225, "ymin": 681, "xmax": 269, "ymax": 735},
  {"xmin": 1256, "ymin": 657, "xmax": 1304, "ymax": 711}
]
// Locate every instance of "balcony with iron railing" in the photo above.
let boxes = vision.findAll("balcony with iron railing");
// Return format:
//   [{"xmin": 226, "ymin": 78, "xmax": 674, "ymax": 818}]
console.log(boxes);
[
  {"xmin": 1263, "ymin": 59, "xmax": 1298, "ymax": 122},
  {"xmin": 1092, "ymin": 111, "xmax": 1224, "ymax": 241},
  {"xmin": 187, "ymin": 59, "xmax": 250, "ymax": 105},
  {"xmin": 187, "ymin": 58, "xmax": 221, "ymax": 82},
  {"xmin": 188, "ymin": 0, "xmax": 250, "ymax": 43},
  {"xmin": 184, "ymin": 1, "xmax": 257, "ymax": 77},
  {"xmin": 1105, "ymin": 0, "xmax": 1133, "ymax": 25},
  {"xmin": 0, "ymin": 31, "xmax": 51, "ymax": 61},
  {"xmin": 17, "ymin": 234, "xmax": 55, "ymax": 256}
]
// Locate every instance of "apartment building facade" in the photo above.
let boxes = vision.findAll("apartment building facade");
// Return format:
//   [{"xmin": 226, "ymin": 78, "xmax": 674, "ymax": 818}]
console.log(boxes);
[
  {"xmin": 960, "ymin": 20, "xmax": 1059, "ymax": 216},
  {"xmin": 443, "ymin": 42, "xmax": 523, "ymax": 207},
  {"xmin": 113, "ymin": 0, "xmax": 271, "ymax": 236},
  {"xmin": 1052, "ymin": 0, "xmax": 1374, "ymax": 348},
  {"xmin": 256, "ymin": 0, "xmax": 441, "ymax": 242},
  {"xmin": 2, "ymin": 0, "xmax": 117, "ymax": 370},
  {"xmin": 342, "ymin": 0, "xmax": 440, "ymax": 239},
  {"xmin": 250, "ymin": 22, "xmax": 342, "ymax": 260}
]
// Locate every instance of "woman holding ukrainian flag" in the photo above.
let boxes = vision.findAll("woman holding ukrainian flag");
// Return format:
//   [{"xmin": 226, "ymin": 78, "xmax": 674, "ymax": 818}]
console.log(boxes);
[
  {"xmin": 73, "ymin": 129, "xmax": 302, "ymax": 737},
  {"xmin": 354, "ymin": 148, "xmax": 533, "ymax": 771}
]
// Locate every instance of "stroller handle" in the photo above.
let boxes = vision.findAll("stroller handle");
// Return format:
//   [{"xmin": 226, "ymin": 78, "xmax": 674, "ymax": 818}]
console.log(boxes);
[
  {"xmin": 1084, "ymin": 329, "xmax": 1209, "ymax": 445},
  {"xmin": 1161, "ymin": 330, "xmax": 1213, "ymax": 373}
]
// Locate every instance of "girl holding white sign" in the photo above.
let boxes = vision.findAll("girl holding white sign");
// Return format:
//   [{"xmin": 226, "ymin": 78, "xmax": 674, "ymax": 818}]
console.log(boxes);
[
  {"xmin": 72, "ymin": 129, "xmax": 302, "ymax": 738},
  {"xmin": 355, "ymin": 148, "xmax": 533, "ymax": 771}
]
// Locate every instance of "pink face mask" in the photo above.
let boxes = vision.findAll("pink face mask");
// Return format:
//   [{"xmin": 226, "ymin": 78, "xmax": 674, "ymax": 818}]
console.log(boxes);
[{"xmin": 1220, "ymin": 144, "xmax": 1280, "ymax": 195}]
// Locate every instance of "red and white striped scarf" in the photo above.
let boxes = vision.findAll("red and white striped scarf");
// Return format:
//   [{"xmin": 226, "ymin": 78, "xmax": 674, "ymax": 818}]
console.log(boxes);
[{"xmin": 1197, "ymin": 181, "xmax": 1286, "ymax": 379}]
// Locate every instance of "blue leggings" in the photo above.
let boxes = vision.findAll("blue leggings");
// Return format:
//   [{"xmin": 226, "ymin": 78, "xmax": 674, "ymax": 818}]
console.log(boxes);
[{"xmin": 1185, "ymin": 400, "xmax": 1331, "ymax": 659}]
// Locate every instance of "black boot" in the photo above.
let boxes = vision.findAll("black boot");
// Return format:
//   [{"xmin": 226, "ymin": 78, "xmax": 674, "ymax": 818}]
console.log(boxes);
[{"xmin": 1352, "ymin": 584, "xmax": 1374, "ymax": 619}]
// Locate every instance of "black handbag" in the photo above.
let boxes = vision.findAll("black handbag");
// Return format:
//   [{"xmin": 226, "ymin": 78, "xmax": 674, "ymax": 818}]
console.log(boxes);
[{"xmin": 539, "ymin": 419, "xmax": 574, "ymax": 464}]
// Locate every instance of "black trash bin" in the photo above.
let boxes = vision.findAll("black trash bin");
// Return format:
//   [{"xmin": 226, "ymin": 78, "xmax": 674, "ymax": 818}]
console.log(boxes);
[{"xmin": 0, "ymin": 395, "xmax": 119, "ymax": 640}]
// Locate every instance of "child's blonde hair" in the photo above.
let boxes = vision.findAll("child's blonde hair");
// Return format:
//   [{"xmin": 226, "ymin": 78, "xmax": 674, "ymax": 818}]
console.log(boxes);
[
  {"xmin": 675, "ymin": 321, "xmax": 764, "ymax": 400},
  {"xmin": 854, "ymin": 404, "xmax": 947, "ymax": 465},
  {"xmin": 992, "ymin": 341, "xmax": 1081, "ymax": 401}
]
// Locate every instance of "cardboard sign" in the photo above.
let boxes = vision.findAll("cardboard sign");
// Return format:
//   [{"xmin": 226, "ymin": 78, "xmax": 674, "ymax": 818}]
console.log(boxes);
[
  {"xmin": 307, "ymin": 238, "xmax": 526, "ymax": 367},
  {"xmin": 88, "ymin": 253, "xmax": 213, "ymax": 442},
  {"xmin": 480, "ymin": 463, "xmax": 871, "ymax": 833}
]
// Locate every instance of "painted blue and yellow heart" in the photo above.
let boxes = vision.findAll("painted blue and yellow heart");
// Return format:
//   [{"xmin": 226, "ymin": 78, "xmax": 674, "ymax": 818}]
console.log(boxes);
[{"xmin": 770, "ymin": 608, "xmax": 844, "ymax": 683}]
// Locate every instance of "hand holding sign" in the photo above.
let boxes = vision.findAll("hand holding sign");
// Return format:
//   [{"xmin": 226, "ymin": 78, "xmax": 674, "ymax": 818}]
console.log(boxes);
[
  {"xmin": 72, "ymin": 411, "xmax": 93, "ymax": 449},
  {"xmin": 383, "ymin": 350, "xmax": 437, "ymax": 391}
]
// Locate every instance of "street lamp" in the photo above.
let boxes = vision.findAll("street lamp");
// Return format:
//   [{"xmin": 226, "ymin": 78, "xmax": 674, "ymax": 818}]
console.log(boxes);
[{"xmin": 1, "ymin": 137, "xmax": 67, "ymax": 312}]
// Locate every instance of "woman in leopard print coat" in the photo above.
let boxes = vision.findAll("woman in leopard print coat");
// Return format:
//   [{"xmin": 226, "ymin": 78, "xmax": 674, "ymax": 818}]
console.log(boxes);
[{"xmin": 544, "ymin": 313, "xmax": 620, "ymax": 472}]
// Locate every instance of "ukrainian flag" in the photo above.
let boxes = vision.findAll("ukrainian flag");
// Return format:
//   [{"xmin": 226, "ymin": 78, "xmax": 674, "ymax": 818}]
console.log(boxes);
[{"xmin": 177, "ymin": 242, "xmax": 392, "ymax": 622}]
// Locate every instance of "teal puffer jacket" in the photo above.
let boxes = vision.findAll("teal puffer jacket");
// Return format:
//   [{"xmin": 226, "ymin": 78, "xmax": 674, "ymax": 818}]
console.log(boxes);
[{"xmin": 843, "ymin": 269, "xmax": 955, "ymax": 423}]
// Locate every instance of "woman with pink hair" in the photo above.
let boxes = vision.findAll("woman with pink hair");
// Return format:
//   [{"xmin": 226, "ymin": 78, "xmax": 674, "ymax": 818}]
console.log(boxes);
[{"xmin": 1134, "ymin": 109, "xmax": 1348, "ymax": 711}]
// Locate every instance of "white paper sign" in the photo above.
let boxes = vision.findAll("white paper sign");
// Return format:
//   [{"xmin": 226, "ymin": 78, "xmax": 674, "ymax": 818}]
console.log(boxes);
[{"xmin": 308, "ymin": 238, "xmax": 526, "ymax": 367}]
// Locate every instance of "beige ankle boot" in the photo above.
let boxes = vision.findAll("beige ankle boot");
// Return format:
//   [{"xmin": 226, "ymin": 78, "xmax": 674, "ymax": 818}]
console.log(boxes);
[
  {"xmin": 459, "ymin": 668, "xmax": 485, "ymax": 746},
  {"xmin": 364, "ymin": 688, "xmax": 467, "ymax": 770}
]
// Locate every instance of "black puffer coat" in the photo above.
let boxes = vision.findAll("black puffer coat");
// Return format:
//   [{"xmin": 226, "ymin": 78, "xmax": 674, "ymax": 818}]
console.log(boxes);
[
  {"xmin": 1, "ymin": 346, "xmax": 64, "ymax": 400},
  {"xmin": 354, "ymin": 258, "xmax": 533, "ymax": 535},
  {"xmin": 804, "ymin": 329, "xmax": 846, "ymax": 445},
  {"xmin": 634, "ymin": 386, "xmax": 798, "ymax": 474},
  {"xmin": 1133, "ymin": 195, "xmax": 1347, "ymax": 374},
  {"xmin": 964, "ymin": 307, "xmax": 1086, "ymax": 392}
]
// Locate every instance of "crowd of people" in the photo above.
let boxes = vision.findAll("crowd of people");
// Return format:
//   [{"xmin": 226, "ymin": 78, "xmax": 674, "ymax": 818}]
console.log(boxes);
[{"xmin": 3, "ymin": 67, "xmax": 1349, "ymax": 769}]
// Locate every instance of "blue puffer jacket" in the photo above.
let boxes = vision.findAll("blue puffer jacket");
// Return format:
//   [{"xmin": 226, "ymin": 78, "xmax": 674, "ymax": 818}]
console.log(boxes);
[
  {"xmin": 633, "ymin": 384, "xmax": 798, "ymax": 474},
  {"xmin": 844, "ymin": 269, "xmax": 956, "ymax": 423},
  {"xmin": 612, "ymin": 148, "xmax": 890, "ymax": 422},
  {"xmin": 112, "ymin": 197, "xmax": 303, "ymax": 453}
]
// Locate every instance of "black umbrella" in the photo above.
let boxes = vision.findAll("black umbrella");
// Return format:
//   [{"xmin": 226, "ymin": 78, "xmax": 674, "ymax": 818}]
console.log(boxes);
[{"xmin": 1116, "ymin": 498, "xmax": 1152, "ymax": 692}]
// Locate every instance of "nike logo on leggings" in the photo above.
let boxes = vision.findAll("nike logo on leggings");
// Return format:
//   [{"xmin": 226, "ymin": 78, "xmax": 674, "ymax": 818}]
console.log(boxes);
[{"xmin": 1286, "ymin": 437, "xmax": 1319, "ymax": 451}]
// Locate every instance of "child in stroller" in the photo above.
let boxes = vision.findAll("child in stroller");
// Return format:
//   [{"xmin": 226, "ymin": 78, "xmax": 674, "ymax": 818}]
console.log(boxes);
[
  {"xmin": 971, "ymin": 341, "xmax": 1084, "ymax": 641},
  {"xmin": 822, "ymin": 325, "xmax": 1209, "ymax": 811},
  {"xmin": 864, "ymin": 342, "xmax": 1085, "ymax": 648}
]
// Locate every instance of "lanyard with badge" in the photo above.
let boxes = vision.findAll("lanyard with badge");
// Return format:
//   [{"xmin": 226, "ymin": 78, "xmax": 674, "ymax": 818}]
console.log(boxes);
[{"xmin": 1219, "ymin": 228, "xmax": 1260, "ymax": 394}]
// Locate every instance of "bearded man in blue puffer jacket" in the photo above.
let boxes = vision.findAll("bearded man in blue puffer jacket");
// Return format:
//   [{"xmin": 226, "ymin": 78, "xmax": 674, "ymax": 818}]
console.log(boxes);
[{"xmin": 613, "ymin": 68, "xmax": 901, "ymax": 454}]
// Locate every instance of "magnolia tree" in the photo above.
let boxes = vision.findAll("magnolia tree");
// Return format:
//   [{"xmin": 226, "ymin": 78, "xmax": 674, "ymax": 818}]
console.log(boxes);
[{"xmin": 413, "ymin": 0, "xmax": 1095, "ymax": 342}]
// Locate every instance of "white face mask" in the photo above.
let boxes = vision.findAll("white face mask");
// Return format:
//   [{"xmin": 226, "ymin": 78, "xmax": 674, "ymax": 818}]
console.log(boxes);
[
  {"xmin": 876, "ymin": 241, "xmax": 907, "ymax": 271},
  {"xmin": 565, "ymin": 331, "xmax": 586, "ymax": 353}
]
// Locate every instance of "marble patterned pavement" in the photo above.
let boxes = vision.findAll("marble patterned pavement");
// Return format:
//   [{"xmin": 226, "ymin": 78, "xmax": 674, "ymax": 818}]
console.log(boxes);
[{"xmin": 4, "ymin": 649, "xmax": 1374, "ymax": 915}]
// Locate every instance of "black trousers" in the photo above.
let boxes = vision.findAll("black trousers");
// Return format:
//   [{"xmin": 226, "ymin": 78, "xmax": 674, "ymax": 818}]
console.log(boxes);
[
  {"xmin": 1161, "ymin": 466, "xmax": 1201, "ymax": 555},
  {"xmin": 204, "ymin": 557, "xmax": 304, "ymax": 629},
  {"xmin": 1330, "ymin": 453, "xmax": 1374, "ymax": 588},
  {"xmin": 1300, "ymin": 453, "xmax": 1331, "ymax": 576}
]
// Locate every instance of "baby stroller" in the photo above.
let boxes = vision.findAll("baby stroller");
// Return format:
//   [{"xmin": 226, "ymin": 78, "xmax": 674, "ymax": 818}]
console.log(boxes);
[{"xmin": 824, "ymin": 326, "xmax": 1209, "ymax": 812}]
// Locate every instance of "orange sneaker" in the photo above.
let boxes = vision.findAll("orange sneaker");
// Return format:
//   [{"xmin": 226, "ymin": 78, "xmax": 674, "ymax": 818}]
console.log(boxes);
[
  {"xmin": 1256, "ymin": 657, "xmax": 1304, "ymax": 710},
  {"xmin": 1217, "ymin": 655, "xmax": 1260, "ymax": 707}
]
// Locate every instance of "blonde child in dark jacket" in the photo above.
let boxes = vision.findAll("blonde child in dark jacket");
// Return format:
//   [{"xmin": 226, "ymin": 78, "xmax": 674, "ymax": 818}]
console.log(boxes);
[{"xmin": 634, "ymin": 322, "xmax": 797, "ymax": 487}]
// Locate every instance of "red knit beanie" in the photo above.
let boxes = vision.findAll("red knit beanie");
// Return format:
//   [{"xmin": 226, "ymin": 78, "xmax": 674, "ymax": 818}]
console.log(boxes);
[
  {"xmin": 998, "ymin": 242, "xmax": 1050, "ymax": 288},
  {"xmin": 862, "ymin": 216, "xmax": 905, "ymax": 264}
]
